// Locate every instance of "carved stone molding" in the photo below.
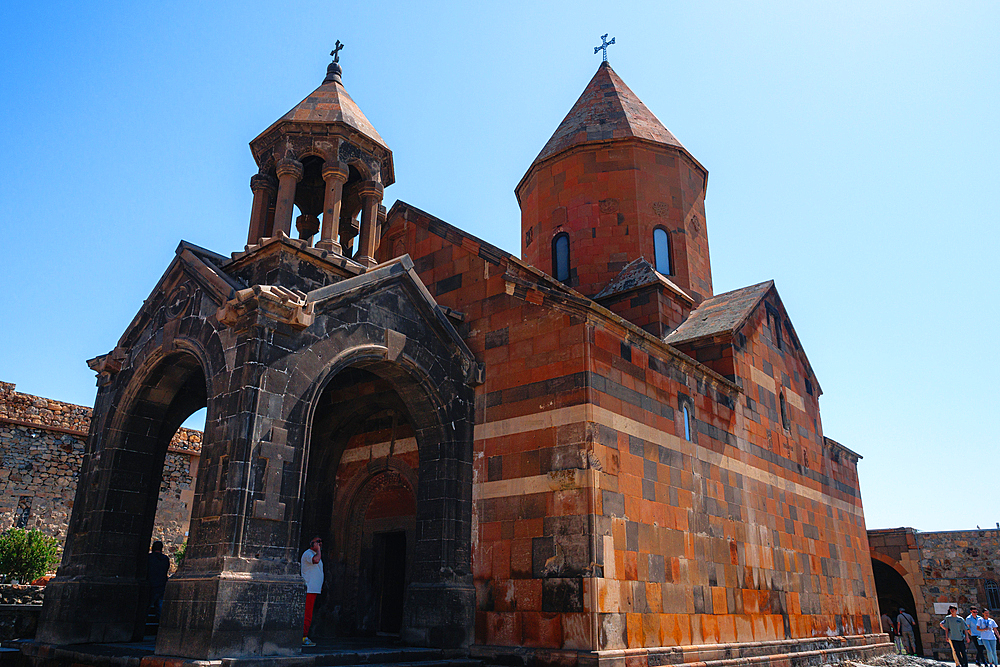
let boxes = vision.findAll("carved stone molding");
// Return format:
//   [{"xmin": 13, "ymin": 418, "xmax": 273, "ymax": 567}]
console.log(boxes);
[
  {"xmin": 216, "ymin": 284, "xmax": 315, "ymax": 331},
  {"xmin": 87, "ymin": 347, "xmax": 127, "ymax": 386}
]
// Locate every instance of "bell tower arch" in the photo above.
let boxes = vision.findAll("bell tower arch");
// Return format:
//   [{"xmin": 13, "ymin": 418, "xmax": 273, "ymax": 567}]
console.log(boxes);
[{"xmin": 247, "ymin": 53, "xmax": 393, "ymax": 267}]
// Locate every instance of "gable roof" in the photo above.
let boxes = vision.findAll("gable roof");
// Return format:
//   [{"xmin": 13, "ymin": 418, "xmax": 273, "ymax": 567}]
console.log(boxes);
[
  {"xmin": 532, "ymin": 61, "xmax": 686, "ymax": 166},
  {"xmin": 594, "ymin": 257, "xmax": 693, "ymax": 303},
  {"xmin": 664, "ymin": 280, "xmax": 773, "ymax": 345}
]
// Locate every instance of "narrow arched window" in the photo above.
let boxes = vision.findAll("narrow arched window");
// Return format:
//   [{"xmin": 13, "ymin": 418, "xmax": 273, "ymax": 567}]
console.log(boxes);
[
  {"xmin": 552, "ymin": 233, "xmax": 570, "ymax": 283},
  {"xmin": 679, "ymin": 393, "xmax": 695, "ymax": 442},
  {"xmin": 653, "ymin": 227, "xmax": 672, "ymax": 275},
  {"xmin": 780, "ymin": 393, "xmax": 790, "ymax": 431},
  {"xmin": 987, "ymin": 581, "xmax": 1000, "ymax": 609}
]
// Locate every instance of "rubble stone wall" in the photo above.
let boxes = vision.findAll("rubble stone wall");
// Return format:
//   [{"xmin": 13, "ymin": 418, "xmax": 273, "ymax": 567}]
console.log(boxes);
[
  {"xmin": 869, "ymin": 527, "xmax": 1000, "ymax": 660},
  {"xmin": 0, "ymin": 382, "xmax": 200, "ymax": 559}
]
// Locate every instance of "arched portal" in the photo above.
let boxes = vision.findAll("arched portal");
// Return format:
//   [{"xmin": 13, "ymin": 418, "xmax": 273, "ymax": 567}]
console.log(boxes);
[
  {"xmin": 301, "ymin": 366, "xmax": 424, "ymax": 638},
  {"xmin": 40, "ymin": 348, "xmax": 209, "ymax": 644},
  {"xmin": 872, "ymin": 558, "xmax": 923, "ymax": 656}
]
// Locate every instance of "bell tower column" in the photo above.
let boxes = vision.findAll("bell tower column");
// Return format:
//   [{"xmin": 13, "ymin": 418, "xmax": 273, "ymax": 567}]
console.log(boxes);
[
  {"xmin": 247, "ymin": 173, "xmax": 277, "ymax": 244},
  {"xmin": 317, "ymin": 161, "xmax": 350, "ymax": 253},
  {"xmin": 273, "ymin": 158, "xmax": 304, "ymax": 237},
  {"xmin": 356, "ymin": 180, "xmax": 383, "ymax": 268}
]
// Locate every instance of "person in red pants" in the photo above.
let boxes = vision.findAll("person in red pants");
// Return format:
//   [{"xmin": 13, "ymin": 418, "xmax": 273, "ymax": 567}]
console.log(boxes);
[{"xmin": 301, "ymin": 536, "xmax": 323, "ymax": 647}]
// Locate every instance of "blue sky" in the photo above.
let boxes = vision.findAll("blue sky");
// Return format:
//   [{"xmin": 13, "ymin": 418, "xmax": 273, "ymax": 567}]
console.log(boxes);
[{"xmin": 1, "ymin": 1, "xmax": 997, "ymax": 532}]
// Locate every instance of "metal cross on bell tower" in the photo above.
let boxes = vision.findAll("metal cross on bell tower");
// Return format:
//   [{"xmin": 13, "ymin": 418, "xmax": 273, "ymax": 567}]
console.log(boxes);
[
  {"xmin": 594, "ymin": 33, "xmax": 615, "ymax": 62},
  {"xmin": 331, "ymin": 40, "xmax": 345, "ymax": 63}
]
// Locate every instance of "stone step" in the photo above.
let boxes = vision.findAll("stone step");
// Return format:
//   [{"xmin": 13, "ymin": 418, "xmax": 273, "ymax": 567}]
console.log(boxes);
[
  {"xmin": 0, "ymin": 647, "xmax": 21, "ymax": 667},
  {"xmin": 326, "ymin": 661, "xmax": 480, "ymax": 667},
  {"xmin": 312, "ymin": 649, "xmax": 444, "ymax": 666}
]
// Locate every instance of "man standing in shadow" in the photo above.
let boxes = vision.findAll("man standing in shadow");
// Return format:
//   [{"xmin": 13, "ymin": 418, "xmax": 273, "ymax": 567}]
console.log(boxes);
[{"xmin": 147, "ymin": 541, "xmax": 170, "ymax": 619}]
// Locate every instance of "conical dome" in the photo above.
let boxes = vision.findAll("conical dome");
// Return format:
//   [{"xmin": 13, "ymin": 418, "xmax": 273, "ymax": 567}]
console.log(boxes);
[
  {"xmin": 253, "ymin": 64, "xmax": 389, "ymax": 153},
  {"xmin": 532, "ymin": 61, "xmax": 685, "ymax": 166},
  {"xmin": 517, "ymin": 62, "xmax": 712, "ymax": 305}
]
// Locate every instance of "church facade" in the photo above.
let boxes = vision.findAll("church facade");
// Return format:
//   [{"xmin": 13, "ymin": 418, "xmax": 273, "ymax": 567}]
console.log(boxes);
[{"xmin": 33, "ymin": 53, "xmax": 889, "ymax": 667}]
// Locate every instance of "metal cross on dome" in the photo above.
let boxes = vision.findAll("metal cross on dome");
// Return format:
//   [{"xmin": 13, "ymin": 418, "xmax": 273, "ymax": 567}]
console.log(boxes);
[
  {"xmin": 594, "ymin": 33, "xmax": 615, "ymax": 62},
  {"xmin": 331, "ymin": 40, "xmax": 344, "ymax": 63}
]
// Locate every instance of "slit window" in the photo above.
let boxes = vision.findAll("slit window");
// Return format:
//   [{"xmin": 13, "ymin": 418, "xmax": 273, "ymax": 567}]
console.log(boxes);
[
  {"xmin": 552, "ymin": 233, "xmax": 570, "ymax": 283},
  {"xmin": 679, "ymin": 393, "xmax": 695, "ymax": 443},
  {"xmin": 653, "ymin": 227, "xmax": 672, "ymax": 275},
  {"xmin": 780, "ymin": 392, "xmax": 791, "ymax": 431}
]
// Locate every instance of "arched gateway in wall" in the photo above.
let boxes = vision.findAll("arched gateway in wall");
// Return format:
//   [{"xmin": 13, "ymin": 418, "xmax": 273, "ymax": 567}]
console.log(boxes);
[{"xmin": 37, "ymin": 54, "xmax": 480, "ymax": 659}]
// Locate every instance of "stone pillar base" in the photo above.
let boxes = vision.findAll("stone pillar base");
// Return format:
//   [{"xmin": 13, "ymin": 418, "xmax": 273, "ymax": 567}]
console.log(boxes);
[
  {"xmin": 155, "ymin": 561, "xmax": 305, "ymax": 659},
  {"xmin": 36, "ymin": 576, "xmax": 146, "ymax": 644},
  {"xmin": 400, "ymin": 582, "xmax": 475, "ymax": 649}
]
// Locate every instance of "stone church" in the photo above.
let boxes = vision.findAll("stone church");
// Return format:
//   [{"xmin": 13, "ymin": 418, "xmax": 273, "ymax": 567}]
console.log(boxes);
[{"xmin": 34, "ymin": 52, "xmax": 890, "ymax": 667}]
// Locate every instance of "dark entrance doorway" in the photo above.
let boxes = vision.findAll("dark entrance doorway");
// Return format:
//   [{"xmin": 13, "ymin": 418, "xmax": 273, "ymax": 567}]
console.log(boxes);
[
  {"xmin": 303, "ymin": 366, "xmax": 419, "ymax": 638},
  {"xmin": 373, "ymin": 531, "xmax": 406, "ymax": 634},
  {"xmin": 872, "ymin": 558, "xmax": 923, "ymax": 656}
]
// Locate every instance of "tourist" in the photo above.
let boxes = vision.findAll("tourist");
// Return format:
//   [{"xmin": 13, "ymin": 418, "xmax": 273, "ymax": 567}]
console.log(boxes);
[
  {"xmin": 897, "ymin": 607, "xmax": 917, "ymax": 654},
  {"xmin": 970, "ymin": 607, "xmax": 987, "ymax": 666},
  {"xmin": 882, "ymin": 611, "xmax": 896, "ymax": 642},
  {"xmin": 147, "ymin": 540, "xmax": 171, "ymax": 620},
  {"xmin": 301, "ymin": 536, "xmax": 323, "ymax": 647},
  {"xmin": 978, "ymin": 609, "xmax": 998, "ymax": 667},
  {"xmin": 942, "ymin": 605, "xmax": 971, "ymax": 667}
]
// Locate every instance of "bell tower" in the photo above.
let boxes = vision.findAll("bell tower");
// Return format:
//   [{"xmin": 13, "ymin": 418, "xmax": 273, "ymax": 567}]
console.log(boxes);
[
  {"xmin": 516, "ymin": 61, "xmax": 713, "ymax": 305},
  {"xmin": 247, "ymin": 48, "xmax": 393, "ymax": 267}
]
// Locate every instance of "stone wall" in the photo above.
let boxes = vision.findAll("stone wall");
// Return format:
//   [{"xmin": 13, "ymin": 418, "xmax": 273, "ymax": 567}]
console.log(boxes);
[
  {"xmin": 0, "ymin": 381, "xmax": 200, "ymax": 560},
  {"xmin": 869, "ymin": 527, "xmax": 1000, "ymax": 660}
]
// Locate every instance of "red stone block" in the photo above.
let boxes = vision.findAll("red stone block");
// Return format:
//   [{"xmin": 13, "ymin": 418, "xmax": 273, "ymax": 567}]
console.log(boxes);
[
  {"xmin": 561, "ymin": 612, "xmax": 593, "ymax": 650},
  {"xmin": 510, "ymin": 538, "xmax": 533, "ymax": 577},
  {"xmin": 626, "ymin": 612, "xmax": 645, "ymax": 648},
  {"xmin": 486, "ymin": 611, "xmax": 522, "ymax": 646},
  {"xmin": 492, "ymin": 540, "xmax": 511, "ymax": 580},
  {"xmin": 522, "ymin": 611, "xmax": 562, "ymax": 648},
  {"xmin": 512, "ymin": 578, "xmax": 543, "ymax": 611}
]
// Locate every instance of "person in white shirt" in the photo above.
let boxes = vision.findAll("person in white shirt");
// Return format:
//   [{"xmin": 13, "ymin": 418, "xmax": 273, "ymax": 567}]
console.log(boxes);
[
  {"xmin": 978, "ymin": 609, "xmax": 999, "ymax": 667},
  {"xmin": 301, "ymin": 536, "xmax": 324, "ymax": 647}
]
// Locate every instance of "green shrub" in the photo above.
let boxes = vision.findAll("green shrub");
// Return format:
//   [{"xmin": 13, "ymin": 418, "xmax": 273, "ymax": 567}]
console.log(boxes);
[
  {"xmin": 0, "ymin": 528, "xmax": 60, "ymax": 584},
  {"xmin": 174, "ymin": 540, "xmax": 187, "ymax": 566}
]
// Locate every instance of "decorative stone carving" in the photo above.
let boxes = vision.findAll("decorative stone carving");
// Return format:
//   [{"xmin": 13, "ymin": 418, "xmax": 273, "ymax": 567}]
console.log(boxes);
[
  {"xmin": 86, "ymin": 347, "xmax": 127, "ymax": 386},
  {"xmin": 216, "ymin": 284, "xmax": 315, "ymax": 331},
  {"xmin": 165, "ymin": 284, "xmax": 192, "ymax": 320},
  {"xmin": 599, "ymin": 198, "xmax": 619, "ymax": 214}
]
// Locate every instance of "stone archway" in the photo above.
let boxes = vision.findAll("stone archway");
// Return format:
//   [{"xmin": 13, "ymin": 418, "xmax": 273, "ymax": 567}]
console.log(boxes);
[
  {"xmin": 296, "ymin": 350, "xmax": 474, "ymax": 647},
  {"xmin": 39, "ymin": 346, "xmax": 211, "ymax": 644},
  {"xmin": 872, "ymin": 558, "xmax": 923, "ymax": 655},
  {"xmin": 39, "ymin": 245, "xmax": 479, "ymax": 658}
]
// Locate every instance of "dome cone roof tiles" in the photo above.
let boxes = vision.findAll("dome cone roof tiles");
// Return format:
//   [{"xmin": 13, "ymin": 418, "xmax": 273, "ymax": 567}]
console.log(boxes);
[
  {"xmin": 532, "ymin": 61, "xmax": 686, "ymax": 165},
  {"xmin": 253, "ymin": 62, "xmax": 388, "ymax": 152}
]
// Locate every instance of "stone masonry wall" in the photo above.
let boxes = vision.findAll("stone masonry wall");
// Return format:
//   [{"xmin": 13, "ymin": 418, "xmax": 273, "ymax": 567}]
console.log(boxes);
[
  {"xmin": 0, "ymin": 381, "xmax": 200, "ymax": 560},
  {"xmin": 916, "ymin": 530, "xmax": 1000, "ymax": 658},
  {"xmin": 869, "ymin": 527, "xmax": 1000, "ymax": 660}
]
